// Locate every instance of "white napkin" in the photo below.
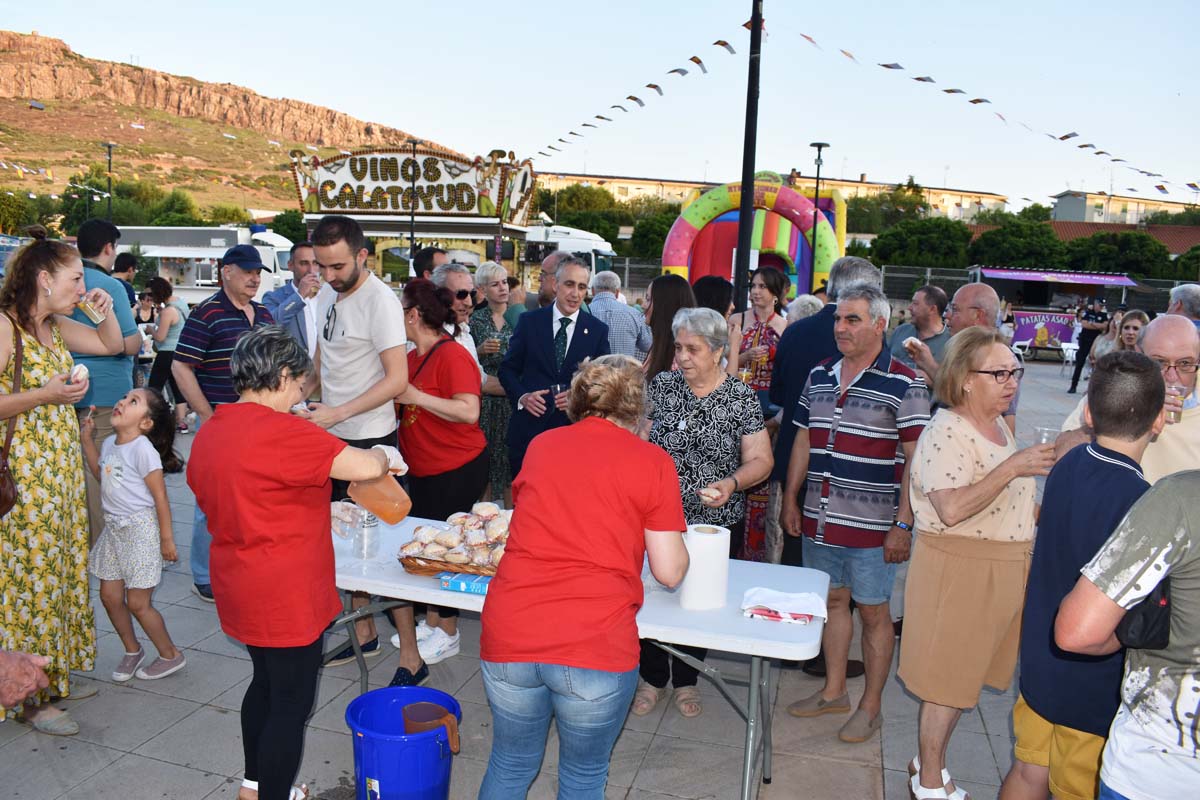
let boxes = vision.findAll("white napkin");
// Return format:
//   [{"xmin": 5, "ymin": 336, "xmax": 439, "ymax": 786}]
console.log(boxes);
[{"xmin": 740, "ymin": 587, "xmax": 827, "ymax": 620}]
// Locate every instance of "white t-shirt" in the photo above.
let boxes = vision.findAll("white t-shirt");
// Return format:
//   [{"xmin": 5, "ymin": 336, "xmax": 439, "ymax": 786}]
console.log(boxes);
[
  {"xmin": 318, "ymin": 273, "xmax": 407, "ymax": 440},
  {"xmin": 99, "ymin": 434, "xmax": 162, "ymax": 517}
]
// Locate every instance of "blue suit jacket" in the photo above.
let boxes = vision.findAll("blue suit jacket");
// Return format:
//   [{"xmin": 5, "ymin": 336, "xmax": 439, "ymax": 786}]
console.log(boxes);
[
  {"xmin": 499, "ymin": 305, "xmax": 610, "ymax": 459},
  {"xmin": 768, "ymin": 303, "xmax": 839, "ymax": 483},
  {"xmin": 261, "ymin": 282, "xmax": 309, "ymax": 353}
]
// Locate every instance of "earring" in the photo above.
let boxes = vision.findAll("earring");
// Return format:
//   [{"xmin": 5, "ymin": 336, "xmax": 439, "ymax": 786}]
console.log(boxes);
[{"xmin": 45, "ymin": 287, "xmax": 51, "ymax": 297}]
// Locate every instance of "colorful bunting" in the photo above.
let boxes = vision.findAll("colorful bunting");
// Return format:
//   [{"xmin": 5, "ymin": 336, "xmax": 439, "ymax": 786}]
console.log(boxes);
[
  {"xmin": 668, "ymin": 68, "xmax": 688, "ymax": 77},
  {"xmin": 626, "ymin": 96, "xmax": 645, "ymax": 107},
  {"xmin": 713, "ymin": 40, "xmax": 735, "ymax": 54},
  {"xmin": 689, "ymin": 56, "xmax": 707, "ymax": 73},
  {"xmin": 839, "ymin": 49, "xmax": 858, "ymax": 63},
  {"xmin": 799, "ymin": 33, "xmax": 819, "ymax": 48},
  {"xmin": 942, "ymin": 88, "xmax": 966, "ymax": 94},
  {"xmin": 1058, "ymin": 132, "xmax": 1079, "ymax": 140},
  {"xmin": 1155, "ymin": 185, "xmax": 1169, "ymax": 194},
  {"xmin": 595, "ymin": 115, "xmax": 613, "ymax": 122},
  {"xmin": 646, "ymin": 84, "xmax": 663, "ymax": 95},
  {"xmin": 913, "ymin": 76, "xmax": 935, "ymax": 83},
  {"xmin": 878, "ymin": 62, "xmax": 904, "ymax": 70},
  {"xmin": 611, "ymin": 104, "xmax": 628, "ymax": 113},
  {"xmin": 1186, "ymin": 183, "xmax": 1200, "ymax": 191},
  {"xmin": 581, "ymin": 123, "xmax": 598, "ymax": 128},
  {"xmin": 968, "ymin": 98, "xmax": 991, "ymax": 104}
]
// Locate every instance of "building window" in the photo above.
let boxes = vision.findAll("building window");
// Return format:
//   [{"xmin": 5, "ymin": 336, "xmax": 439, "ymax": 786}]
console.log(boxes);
[
  {"xmin": 618, "ymin": 186, "xmax": 629, "ymax": 197},
  {"xmin": 194, "ymin": 260, "xmax": 219, "ymax": 286}
]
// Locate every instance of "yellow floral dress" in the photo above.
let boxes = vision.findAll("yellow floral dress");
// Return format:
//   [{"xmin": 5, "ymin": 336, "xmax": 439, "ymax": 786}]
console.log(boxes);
[{"xmin": 0, "ymin": 323, "xmax": 93, "ymax": 716}]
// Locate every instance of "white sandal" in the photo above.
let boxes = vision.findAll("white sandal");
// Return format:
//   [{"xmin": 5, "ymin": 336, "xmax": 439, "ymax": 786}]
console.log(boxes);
[
  {"xmin": 908, "ymin": 757, "xmax": 970, "ymax": 800},
  {"xmin": 240, "ymin": 778, "xmax": 308, "ymax": 800}
]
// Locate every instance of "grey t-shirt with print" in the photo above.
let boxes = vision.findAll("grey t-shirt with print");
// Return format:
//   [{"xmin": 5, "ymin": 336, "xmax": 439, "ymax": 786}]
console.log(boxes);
[{"xmin": 1081, "ymin": 470, "xmax": 1200, "ymax": 800}]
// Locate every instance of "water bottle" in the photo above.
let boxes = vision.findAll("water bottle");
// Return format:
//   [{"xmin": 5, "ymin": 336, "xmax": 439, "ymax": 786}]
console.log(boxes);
[{"xmin": 354, "ymin": 511, "xmax": 380, "ymax": 560}]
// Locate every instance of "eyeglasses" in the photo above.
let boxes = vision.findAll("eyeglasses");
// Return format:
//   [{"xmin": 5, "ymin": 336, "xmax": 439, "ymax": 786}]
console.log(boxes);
[
  {"xmin": 1151, "ymin": 359, "xmax": 1199, "ymax": 374},
  {"xmin": 323, "ymin": 303, "xmax": 337, "ymax": 341},
  {"xmin": 539, "ymin": 271, "xmax": 554, "ymax": 281},
  {"xmin": 972, "ymin": 367, "xmax": 1025, "ymax": 383},
  {"xmin": 454, "ymin": 289, "xmax": 477, "ymax": 301},
  {"xmin": 947, "ymin": 303, "xmax": 981, "ymax": 314}
]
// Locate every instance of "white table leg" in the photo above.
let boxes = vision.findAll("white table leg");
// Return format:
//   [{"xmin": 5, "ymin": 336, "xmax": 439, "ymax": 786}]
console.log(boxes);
[{"xmin": 740, "ymin": 657, "xmax": 762, "ymax": 799}]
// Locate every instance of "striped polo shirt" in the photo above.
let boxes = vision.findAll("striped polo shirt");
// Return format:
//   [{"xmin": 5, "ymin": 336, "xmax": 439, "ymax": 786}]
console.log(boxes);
[
  {"xmin": 173, "ymin": 290, "xmax": 274, "ymax": 405},
  {"xmin": 793, "ymin": 345, "xmax": 930, "ymax": 548}
]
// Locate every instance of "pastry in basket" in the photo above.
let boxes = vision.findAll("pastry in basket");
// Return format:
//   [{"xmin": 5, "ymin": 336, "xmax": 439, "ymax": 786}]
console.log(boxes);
[
  {"xmin": 460, "ymin": 514, "xmax": 484, "ymax": 531},
  {"xmin": 446, "ymin": 512, "xmax": 473, "ymax": 527},
  {"xmin": 434, "ymin": 528, "xmax": 464, "ymax": 548},
  {"xmin": 490, "ymin": 544, "xmax": 506, "ymax": 566},
  {"xmin": 443, "ymin": 544, "xmax": 471, "ymax": 564},
  {"xmin": 470, "ymin": 546, "xmax": 492, "ymax": 567},
  {"xmin": 422, "ymin": 542, "xmax": 448, "ymax": 559},
  {"xmin": 464, "ymin": 526, "xmax": 488, "ymax": 547},
  {"xmin": 399, "ymin": 540, "xmax": 425, "ymax": 557},
  {"xmin": 485, "ymin": 517, "xmax": 509, "ymax": 543},
  {"xmin": 471, "ymin": 501, "xmax": 501, "ymax": 521},
  {"xmin": 500, "ymin": 508, "xmax": 514, "ymax": 522},
  {"xmin": 413, "ymin": 525, "xmax": 443, "ymax": 544}
]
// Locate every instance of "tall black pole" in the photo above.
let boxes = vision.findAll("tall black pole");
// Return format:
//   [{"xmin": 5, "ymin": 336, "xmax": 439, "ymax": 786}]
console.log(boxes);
[
  {"xmin": 406, "ymin": 138, "xmax": 420, "ymax": 261},
  {"xmin": 810, "ymin": 142, "xmax": 829, "ymax": 293},
  {"xmin": 732, "ymin": 0, "xmax": 764, "ymax": 313},
  {"xmin": 104, "ymin": 143, "xmax": 115, "ymax": 221}
]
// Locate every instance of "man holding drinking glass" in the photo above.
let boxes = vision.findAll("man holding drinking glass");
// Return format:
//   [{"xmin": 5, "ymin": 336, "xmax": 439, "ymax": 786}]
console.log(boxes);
[{"xmin": 1058, "ymin": 314, "xmax": 1200, "ymax": 483}]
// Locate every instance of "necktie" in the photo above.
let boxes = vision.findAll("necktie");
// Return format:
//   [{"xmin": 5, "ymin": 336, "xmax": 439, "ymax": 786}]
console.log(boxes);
[{"xmin": 555, "ymin": 317, "xmax": 571, "ymax": 371}]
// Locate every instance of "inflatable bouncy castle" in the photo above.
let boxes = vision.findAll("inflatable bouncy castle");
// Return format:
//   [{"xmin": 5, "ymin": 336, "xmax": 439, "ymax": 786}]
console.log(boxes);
[{"xmin": 661, "ymin": 171, "xmax": 844, "ymax": 296}]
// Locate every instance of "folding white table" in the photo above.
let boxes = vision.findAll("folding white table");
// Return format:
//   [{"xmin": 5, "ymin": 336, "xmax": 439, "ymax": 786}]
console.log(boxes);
[{"xmin": 331, "ymin": 517, "xmax": 828, "ymax": 800}]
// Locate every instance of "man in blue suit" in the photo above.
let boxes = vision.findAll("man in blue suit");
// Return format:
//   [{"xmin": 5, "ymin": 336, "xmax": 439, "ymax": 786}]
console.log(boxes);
[
  {"xmin": 500, "ymin": 255, "xmax": 609, "ymax": 476},
  {"xmin": 262, "ymin": 241, "xmax": 321, "ymax": 357}
]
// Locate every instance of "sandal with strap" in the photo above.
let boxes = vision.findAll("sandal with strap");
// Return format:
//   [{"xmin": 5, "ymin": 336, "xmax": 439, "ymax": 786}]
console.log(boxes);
[
  {"xmin": 631, "ymin": 682, "xmax": 668, "ymax": 716},
  {"xmin": 240, "ymin": 778, "xmax": 308, "ymax": 800},
  {"xmin": 909, "ymin": 774, "xmax": 949, "ymax": 800},
  {"xmin": 673, "ymin": 685, "xmax": 703, "ymax": 718},
  {"xmin": 908, "ymin": 757, "xmax": 970, "ymax": 800}
]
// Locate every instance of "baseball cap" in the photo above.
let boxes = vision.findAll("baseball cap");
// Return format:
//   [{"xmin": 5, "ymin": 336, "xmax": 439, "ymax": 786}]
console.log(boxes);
[{"xmin": 222, "ymin": 244, "xmax": 267, "ymax": 271}]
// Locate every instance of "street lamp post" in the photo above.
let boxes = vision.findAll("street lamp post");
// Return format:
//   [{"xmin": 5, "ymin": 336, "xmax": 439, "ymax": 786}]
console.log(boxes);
[
  {"xmin": 810, "ymin": 142, "xmax": 829, "ymax": 292},
  {"xmin": 102, "ymin": 142, "xmax": 116, "ymax": 220},
  {"xmin": 732, "ymin": 0, "xmax": 764, "ymax": 313},
  {"xmin": 405, "ymin": 138, "xmax": 421, "ymax": 261}
]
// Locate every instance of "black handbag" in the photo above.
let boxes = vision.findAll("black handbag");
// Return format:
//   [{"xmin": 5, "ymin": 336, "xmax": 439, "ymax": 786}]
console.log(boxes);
[
  {"xmin": 0, "ymin": 313, "xmax": 24, "ymax": 517},
  {"xmin": 1116, "ymin": 576, "xmax": 1171, "ymax": 650}
]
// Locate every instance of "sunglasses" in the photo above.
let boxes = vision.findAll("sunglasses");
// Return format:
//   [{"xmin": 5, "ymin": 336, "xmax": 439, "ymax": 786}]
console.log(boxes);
[
  {"xmin": 455, "ymin": 289, "xmax": 478, "ymax": 301},
  {"xmin": 323, "ymin": 303, "xmax": 337, "ymax": 341}
]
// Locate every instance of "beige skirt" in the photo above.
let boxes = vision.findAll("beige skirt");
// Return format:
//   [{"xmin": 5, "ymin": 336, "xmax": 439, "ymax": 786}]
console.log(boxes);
[{"xmin": 897, "ymin": 533, "xmax": 1031, "ymax": 709}]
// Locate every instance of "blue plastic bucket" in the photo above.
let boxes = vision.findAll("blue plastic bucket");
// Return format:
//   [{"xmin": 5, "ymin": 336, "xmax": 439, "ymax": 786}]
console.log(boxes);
[{"xmin": 345, "ymin": 686, "xmax": 462, "ymax": 800}]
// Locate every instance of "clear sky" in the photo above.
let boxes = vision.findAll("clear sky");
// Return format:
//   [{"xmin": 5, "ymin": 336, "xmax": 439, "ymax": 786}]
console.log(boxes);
[{"xmin": 2, "ymin": 0, "xmax": 1196, "ymax": 208}]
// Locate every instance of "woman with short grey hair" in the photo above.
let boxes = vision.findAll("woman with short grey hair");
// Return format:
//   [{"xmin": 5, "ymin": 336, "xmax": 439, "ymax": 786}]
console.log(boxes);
[
  {"xmin": 633, "ymin": 306, "xmax": 774, "ymax": 718},
  {"xmin": 188, "ymin": 325, "xmax": 406, "ymax": 800},
  {"xmin": 469, "ymin": 261, "xmax": 516, "ymax": 504},
  {"xmin": 787, "ymin": 294, "xmax": 824, "ymax": 324}
]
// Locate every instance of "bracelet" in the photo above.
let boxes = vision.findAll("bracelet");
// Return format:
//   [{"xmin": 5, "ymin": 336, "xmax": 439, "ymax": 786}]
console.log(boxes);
[
  {"xmin": 731, "ymin": 476, "xmax": 740, "ymax": 492},
  {"xmin": 894, "ymin": 520, "xmax": 913, "ymax": 532}
]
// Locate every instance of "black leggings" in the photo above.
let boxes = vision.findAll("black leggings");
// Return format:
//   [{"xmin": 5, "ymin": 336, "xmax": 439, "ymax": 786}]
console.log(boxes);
[
  {"xmin": 242, "ymin": 636, "xmax": 323, "ymax": 800},
  {"xmin": 408, "ymin": 448, "xmax": 490, "ymax": 619},
  {"xmin": 148, "ymin": 349, "xmax": 183, "ymax": 404}
]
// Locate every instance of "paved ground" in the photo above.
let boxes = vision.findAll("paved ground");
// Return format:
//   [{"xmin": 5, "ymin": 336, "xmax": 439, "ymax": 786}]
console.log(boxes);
[{"xmin": 1, "ymin": 359, "xmax": 1085, "ymax": 799}]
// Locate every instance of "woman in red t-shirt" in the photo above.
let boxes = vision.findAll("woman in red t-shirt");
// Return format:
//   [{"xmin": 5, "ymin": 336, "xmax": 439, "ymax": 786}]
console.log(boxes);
[
  {"xmin": 389, "ymin": 279, "xmax": 488, "ymax": 685},
  {"xmin": 188, "ymin": 327, "xmax": 404, "ymax": 800},
  {"xmin": 478, "ymin": 355, "xmax": 690, "ymax": 798}
]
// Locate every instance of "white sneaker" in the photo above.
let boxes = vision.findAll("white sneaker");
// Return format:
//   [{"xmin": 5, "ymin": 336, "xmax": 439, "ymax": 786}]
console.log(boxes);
[
  {"xmin": 391, "ymin": 621, "xmax": 436, "ymax": 650},
  {"xmin": 417, "ymin": 628, "xmax": 460, "ymax": 665}
]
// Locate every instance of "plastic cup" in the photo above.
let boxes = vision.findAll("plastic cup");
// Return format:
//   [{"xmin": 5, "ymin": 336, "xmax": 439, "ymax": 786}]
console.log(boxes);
[
  {"xmin": 1034, "ymin": 427, "xmax": 1058, "ymax": 446},
  {"xmin": 1166, "ymin": 384, "xmax": 1186, "ymax": 424},
  {"xmin": 77, "ymin": 301, "xmax": 105, "ymax": 324}
]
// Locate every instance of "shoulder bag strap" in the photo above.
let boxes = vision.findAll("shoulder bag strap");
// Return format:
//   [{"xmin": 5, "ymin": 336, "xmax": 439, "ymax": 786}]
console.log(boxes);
[
  {"xmin": 3, "ymin": 313, "xmax": 24, "ymax": 462},
  {"xmin": 411, "ymin": 337, "xmax": 452, "ymax": 383}
]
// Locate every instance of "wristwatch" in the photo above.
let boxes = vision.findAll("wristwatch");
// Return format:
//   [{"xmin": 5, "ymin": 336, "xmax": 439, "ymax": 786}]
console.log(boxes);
[{"xmin": 894, "ymin": 521, "xmax": 913, "ymax": 532}]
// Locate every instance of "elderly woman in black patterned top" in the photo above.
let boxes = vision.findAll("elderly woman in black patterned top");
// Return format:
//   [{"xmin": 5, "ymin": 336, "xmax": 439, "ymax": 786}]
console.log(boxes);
[{"xmin": 633, "ymin": 306, "xmax": 773, "ymax": 718}]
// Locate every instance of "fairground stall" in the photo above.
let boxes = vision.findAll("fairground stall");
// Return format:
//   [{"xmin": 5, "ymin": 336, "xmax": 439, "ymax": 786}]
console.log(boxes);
[
  {"xmin": 968, "ymin": 266, "xmax": 1138, "ymax": 359},
  {"xmin": 291, "ymin": 146, "xmax": 536, "ymax": 280}
]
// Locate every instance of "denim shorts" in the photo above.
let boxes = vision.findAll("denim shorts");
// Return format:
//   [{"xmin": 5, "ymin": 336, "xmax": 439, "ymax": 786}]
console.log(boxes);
[{"xmin": 802, "ymin": 537, "xmax": 895, "ymax": 606}]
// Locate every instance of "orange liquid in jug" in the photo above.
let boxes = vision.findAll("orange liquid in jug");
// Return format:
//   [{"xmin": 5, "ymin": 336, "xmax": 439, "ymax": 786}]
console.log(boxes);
[{"xmin": 347, "ymin": 475, "xmax": 412, "ymax": 525}]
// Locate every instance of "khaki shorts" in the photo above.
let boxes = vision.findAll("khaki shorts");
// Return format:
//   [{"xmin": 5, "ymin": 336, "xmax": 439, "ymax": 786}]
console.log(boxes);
[{"xmin": 1012, "ymin": 693, "xmax": 1106, "ymax": 800}]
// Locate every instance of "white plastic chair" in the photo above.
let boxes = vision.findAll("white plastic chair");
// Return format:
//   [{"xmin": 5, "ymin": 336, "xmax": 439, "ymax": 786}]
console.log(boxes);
[
  {"xmin": 1012, "ymin": 339, "xmax": 1032, "ymax": 358},
  {"xmin": 1060, "ymin": 343, "xmax": 1078, "ymax": 375}
]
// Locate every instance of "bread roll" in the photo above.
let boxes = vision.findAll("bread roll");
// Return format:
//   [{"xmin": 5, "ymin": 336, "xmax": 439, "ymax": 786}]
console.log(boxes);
[
  {"xmin": 446, "ymin": 512, "xmax": 472, "ymax": 527},
  {"xmin": 422, "ymin": 542, "xmax": 448, "ymax": 559},
  {"xmin": 471, "ymin": 502, "xmax": 501, "ymax": 521},
  {"xmin": 460, "ymin": 514, "xmax": 484, "ymax": 531},
  {"xmin": 399, "ymin": 540, "xmax": 425, "ymax": 557},
  {"xmin": 434, "ymin": 528, "xmax": 464, "ymax": 548},
  {"xmin": 414, "ymin": 525, "xmax": 442, "ymax": 544},
  {"xmin": 443, "ymin": 545, "xmax": 471, "ymax": 564},
  {"xmin": 470, "ymin": 546, "xmax": 492, "ymax": 566},
  {"xmin": 490, "ymin": 545, "xmax": 506, "ymax": 566},
  {"xmin": 464, "ymin": 526, "xmax": 488, "ymax": 547},
  {"xmin": 485, "ymin": 517, "xmax": 509, "ymax": 543}
]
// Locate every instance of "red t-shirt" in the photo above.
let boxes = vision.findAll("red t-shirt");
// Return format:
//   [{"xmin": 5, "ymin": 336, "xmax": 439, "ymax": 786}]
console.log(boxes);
[
  {"xmin": 480, "ymin": 416, "xmax": 686, "ymax": 672},
  {"xmin": 187, "ymin": 403, "xmax": 347, "ymax": 647},
  {"xmin": 398, "ymin": 338, "xmax": 487, "ymax": 477}
]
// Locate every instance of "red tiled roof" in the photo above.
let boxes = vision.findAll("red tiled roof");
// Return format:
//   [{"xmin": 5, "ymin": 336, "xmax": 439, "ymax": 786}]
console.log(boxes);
[{"xmin": 966, "ymin": 222, "xmax": 1200, "ymax": 256}]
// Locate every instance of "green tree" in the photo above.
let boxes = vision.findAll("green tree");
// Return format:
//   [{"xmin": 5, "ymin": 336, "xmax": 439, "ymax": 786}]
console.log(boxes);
[
  {"xmin": 270, "ymin": 209, "xmax": 307, "ymax": 243},
  {"xmin": 151, "ymin": 211, "xmax": 206, "ymax": 227},
  {"xmin": 624, "ymin": 195, "xmax": 681, "ymax": 220},
  {"xmin": 1144, "ymin": 206, "xmax": 1200, "ymax": 226},
  {"xmin": 149, "ymin": 190, "xmax": 203, "ymax": 225},
  {"xmin": 0, "ymin": 192, "xmax": 31, "ymax": 234},
  {"xmin": 844, "ymin": 178, "xmax": 928, "ymax": 234},
  {"xmin": 127, "ymin": 243, "xmax": 159, "ymax": 289},
  {"xmin": 1017, "ymin": 203, "xmax": 1052, "ymax": 222},
  {"xmin": 207, "ymin": 203, "xmax": 251, "ymax": 225},
  {"xmin": 971, "ymin": 208, "xmax": 1017, "ymax": 225},
  {"xmin": 630, "ymin": 213, "xmax": 676, "ymax": 259},
  {"xmin": 845, "ymin": 238, "xmax": 872, "ymax": 260},
  {"xmin": 558, "ymin": 210, "xmax": 620, "ymax": 247},
  {"xmin": 1064, "ymin": 232, "xmax": 1171, "ymax": 278},
  {"xmin": 1175, "ymin": 245, "xmax": 1200, "ymax": 281},
  {"xmin": 967, "ymin": 220, "xmax": 1066, "ymax": 268},
  {"xmin": 554, "ymin": 184, "xmax": 618, "ymax": 213},
  {"xmin": 871, "ymin": 217, "xmax": 971, "ymax": 268}
]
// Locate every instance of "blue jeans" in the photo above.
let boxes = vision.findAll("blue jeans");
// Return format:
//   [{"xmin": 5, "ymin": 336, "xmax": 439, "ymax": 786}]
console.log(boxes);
[
  {"xmin": 191, "ymin": 503, "xmax": 212, "ymax": 586},
  {"xmin": 479, "ymin": 661, "xmax": 638, "ymax": 800},
  {"xmin": 1097, "ymin": 780, "xmax": 1131, "ymax": 800},
  {"xmin": 802, "ymin": 537, "xmax": 896, "ymax": 606}
]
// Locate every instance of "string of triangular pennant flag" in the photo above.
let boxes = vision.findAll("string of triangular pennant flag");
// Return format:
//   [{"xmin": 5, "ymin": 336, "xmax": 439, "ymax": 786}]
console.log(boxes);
[{"xmin": 773, "ymin": 22, "xmax": 1195, "ymax": 199}]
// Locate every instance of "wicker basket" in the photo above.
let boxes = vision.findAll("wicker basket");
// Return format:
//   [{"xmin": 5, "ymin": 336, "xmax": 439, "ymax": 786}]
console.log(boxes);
[{"xmin": 398, "ymin": 555, "xmax": 497, "ymax": 577}]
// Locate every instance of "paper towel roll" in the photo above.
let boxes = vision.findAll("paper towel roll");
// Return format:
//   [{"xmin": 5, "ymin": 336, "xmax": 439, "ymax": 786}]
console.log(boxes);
[{"xmin": 678, "ymin": 524, "xmax": 730, "ymax": 611}]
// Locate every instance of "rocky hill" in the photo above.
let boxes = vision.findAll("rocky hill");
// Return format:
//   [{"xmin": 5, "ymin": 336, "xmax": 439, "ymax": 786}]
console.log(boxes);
[{"xmin": 0, "ymin": 30, "xmax": 458, "ymax": 209}]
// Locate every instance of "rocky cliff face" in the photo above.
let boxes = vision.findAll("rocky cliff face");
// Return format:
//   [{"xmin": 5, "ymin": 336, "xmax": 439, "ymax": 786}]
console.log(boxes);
[{"xmin": 0, "ymin": 30, "xmax": 446, "ymax": 150}]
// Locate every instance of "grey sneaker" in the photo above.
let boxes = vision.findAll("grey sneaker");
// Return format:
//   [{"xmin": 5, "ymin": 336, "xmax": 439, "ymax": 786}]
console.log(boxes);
[
  {"xmin": 112, "ymin": 648, "xmax": 145, "ymax": 682},
  {"xmin": 135, "ymin": 653, "xmax": 187, "ymax": 680}
]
